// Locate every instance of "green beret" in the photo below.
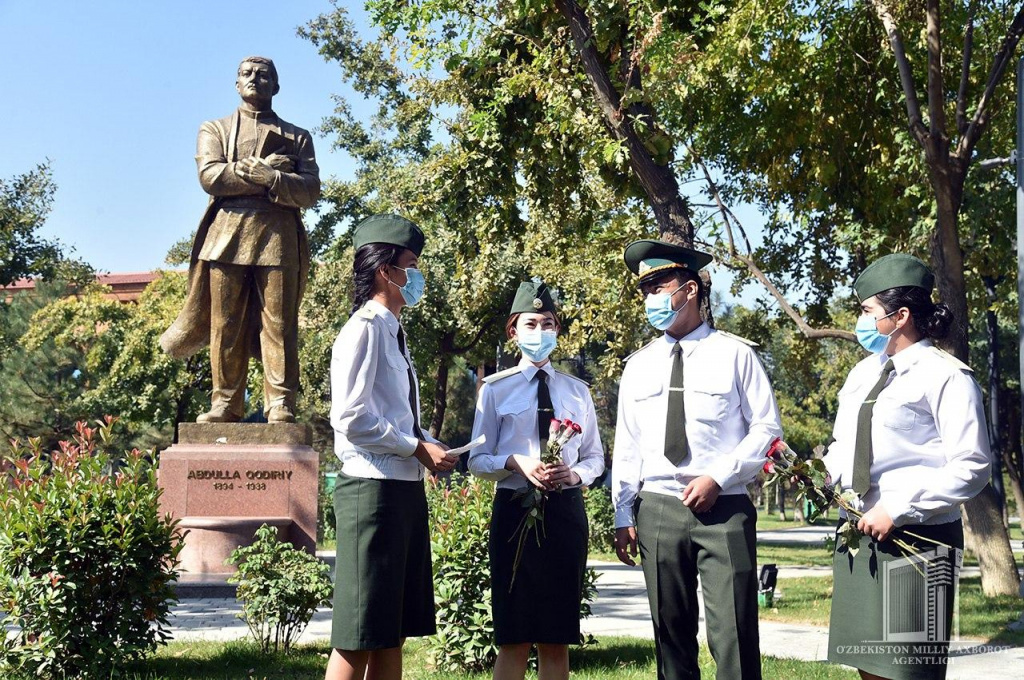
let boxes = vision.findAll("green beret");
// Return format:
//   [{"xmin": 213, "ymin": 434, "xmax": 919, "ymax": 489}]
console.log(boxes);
[
  {"xmin": 854, "ymin": 254, "xmax": 934, "ymax": 301},
  {"xmin": 352, "ymin": 214, "xmax": 425, "ymax": 256},
  {"xmin": 624, "ymin": 239, "xmax": 713, "ymax": 284},
  {"xmin": 510, "ymin": 281, "xmax": 557, "ymax": 315}
]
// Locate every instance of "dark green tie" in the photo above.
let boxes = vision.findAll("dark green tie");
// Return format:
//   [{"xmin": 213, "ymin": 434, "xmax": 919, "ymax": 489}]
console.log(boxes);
[
  {"xmin": 665, "ymin": 343, "xmax": 688, "ymax": 466},
  {"xmin": 537, "ymin": 371, "xmax": 554, "ymax": 448},
  {"xmin": 396, "ymin": 327, "xmax": 424, "ymax": 440},
  {"xmin": 852, "ymin": 358, "xmax": 895, "ymax": 496}
]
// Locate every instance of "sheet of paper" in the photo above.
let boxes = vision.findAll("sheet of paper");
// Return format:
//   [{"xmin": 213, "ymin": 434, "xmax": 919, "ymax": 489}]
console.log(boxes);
[{"xmin": 444, "ymin": 435, "xmax": 486, "ymax": 456}]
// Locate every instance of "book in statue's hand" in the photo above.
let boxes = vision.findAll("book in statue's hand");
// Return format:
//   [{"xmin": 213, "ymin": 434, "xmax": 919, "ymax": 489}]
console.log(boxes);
[{"xmin": 258, "ymin": 129, "xmax": 293, "ymax": 158}]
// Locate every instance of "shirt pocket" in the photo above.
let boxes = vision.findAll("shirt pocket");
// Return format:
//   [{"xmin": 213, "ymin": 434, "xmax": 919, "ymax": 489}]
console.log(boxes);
[
  {"xmin": 687, "ymin": 383, "xmax": 733, "ymax": 424},
  {"xmin": 881, "ymin": 405, "xmax": 916, "ymax": 431},
  {"xmin": 496, "ymin": 397, "xmax": 532, "ymax": 433},
  {"xmin": 384, "ymin": 352, "xmax": 408, "ymax": 372},
  {"xmin": 556, "ymin": 395, "xmax": 587, "ymax": 462}
]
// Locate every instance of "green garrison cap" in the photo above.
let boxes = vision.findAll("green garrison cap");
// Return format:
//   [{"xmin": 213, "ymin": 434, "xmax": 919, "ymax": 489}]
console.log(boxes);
[
  {"xmin": 352, "ymin": 214, "xmax": 425, "ymax": 256},
  {"xmin": 510, "ymin": 281, "xmax": 557, "ymax": 315},
  {"xmin": 853, "ymin": 254, "xmax": 935, "ymax": 301},
  {"xmin": 623, "ymin": 239, "xmax": 713, "ymax": 283}
]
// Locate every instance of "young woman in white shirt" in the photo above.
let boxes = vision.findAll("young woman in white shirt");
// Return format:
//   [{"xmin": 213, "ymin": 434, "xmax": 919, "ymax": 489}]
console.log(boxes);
[
  {"xmin": 468, "ymin": 281, "xmax": 605, "ymax": 680},
  {"xmin": 326, "ymin": 214, "xmax": 458, "ymax": 680},
  {"xmin": 824, "ymin": 254, "xmax": 992, "ymax": 680}
]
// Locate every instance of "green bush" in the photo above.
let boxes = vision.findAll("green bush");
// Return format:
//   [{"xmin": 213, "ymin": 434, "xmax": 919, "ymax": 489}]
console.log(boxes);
[
  {"xmin": 0, "ymin": 418, "xmax": 182, "ymax": 678},
  {"xmin": 427, "ymin": 473, "xmax": 497, "ymax": 673},
  {"xmin": 427, "ymin": 474, "xmax": 599, "ymax": 673},
  {"xmin": 226, "ymin": 523, "xmax": 333, "ymax": 654},
  {"xmin": 583, "ymin": 485, "xmax": 615, "ymax": 553}
]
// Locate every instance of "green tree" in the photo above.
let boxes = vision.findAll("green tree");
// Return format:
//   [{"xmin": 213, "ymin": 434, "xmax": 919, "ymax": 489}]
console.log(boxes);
[
  {"xmin": 1, "ymin": 162, "xmax": 91, "ymax": 286},
  {"xmin": 2, "ymin": 273, "xmax": 210, "ymax": 451},
  {"xmin": 307, "ymin": 0, "xmax": 1021, "ymax": 592}
]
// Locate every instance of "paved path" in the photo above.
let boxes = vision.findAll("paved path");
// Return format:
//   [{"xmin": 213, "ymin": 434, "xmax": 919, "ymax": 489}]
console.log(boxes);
[{"xmin": 167, "ymin": 558, "xmax": 1024, "ymax": 679}]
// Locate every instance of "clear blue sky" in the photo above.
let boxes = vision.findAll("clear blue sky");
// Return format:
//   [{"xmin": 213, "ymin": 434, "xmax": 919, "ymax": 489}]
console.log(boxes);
[
  {"xmin": 1, "ymin": 1, "xmax": 767, "ymax": 305},
  {"xmin": 0, "ymin": 0, "xmax": 365, "ymax": 273}
]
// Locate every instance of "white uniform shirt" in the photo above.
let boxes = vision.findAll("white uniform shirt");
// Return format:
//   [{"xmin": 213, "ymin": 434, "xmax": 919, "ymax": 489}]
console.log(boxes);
[
  {"xmin": 329, "ymin": 300, "xmax": 438, "ymax": 481},
  {"xmin": 822, "ymin": 340, "xmax": 992, "ymax": 527},
  {"xmin": 468, "ymin": 358, "xmax": 605, "ymax": 491},
  {"xmin": 612, "ymin": 323, "xmax": 783, "ymax": 528}
]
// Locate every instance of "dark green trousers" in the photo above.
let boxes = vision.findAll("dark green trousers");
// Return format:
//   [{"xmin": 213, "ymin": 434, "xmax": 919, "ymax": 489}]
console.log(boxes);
[{"xmin": 636, "ymin": 491, "xmax": 761, "ymax": 680}]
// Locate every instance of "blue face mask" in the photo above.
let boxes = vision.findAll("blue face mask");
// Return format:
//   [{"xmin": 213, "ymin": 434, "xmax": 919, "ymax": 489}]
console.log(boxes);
[
  {"xmin": 855, "ymin": 311, "xmax": 897, "ymax": 354},
  {"xmin": 644, "ymin": 285, "xmax": 688, "ymax": 331},
  {"xmin": 517, "ymin": 329, "xmax": 558, "ymax": 363},
  {"xmin": 390, "ymin": 267, "xmax": 425, "ymax": 307}
]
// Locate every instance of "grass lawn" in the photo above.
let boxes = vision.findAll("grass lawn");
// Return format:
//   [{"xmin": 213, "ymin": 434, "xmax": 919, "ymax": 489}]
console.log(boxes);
[
  {"xmin": 763, "ymin": 576, "xmax": 1024, "ymax": 646},
  {"xmin": 128, "ymin": 637, "xmax": 857, "ymax": 679}
]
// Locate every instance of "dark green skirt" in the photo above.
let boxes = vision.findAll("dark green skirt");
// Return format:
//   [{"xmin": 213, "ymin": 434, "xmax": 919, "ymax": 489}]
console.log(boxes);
[
  {"xmin": 490, "ymin": 487, "xmax": 588, "ymax": 645},
  {"xmin": 330, "ymin": 472, "xmax": 436, "ymax": 650},
  {"xmin": 828, "ymin": 519, "xmax": 964, "ymax": 680}
]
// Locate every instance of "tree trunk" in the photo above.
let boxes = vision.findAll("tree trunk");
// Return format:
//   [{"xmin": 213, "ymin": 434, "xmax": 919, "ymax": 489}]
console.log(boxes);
[
  {"xmin": 962, "ymin": 486, "xmax": 1021, "ymax": 595},
  {"xmin": 429, "ymin": 349, "xmax": 452, "ymax": 439},
  {"xmin": 776, "ymin": 484, "xmax": 787, "ymax": 521},
  {"xmin": 983, "ymin": 276, "xmax": 1006, "ymax": 514}
]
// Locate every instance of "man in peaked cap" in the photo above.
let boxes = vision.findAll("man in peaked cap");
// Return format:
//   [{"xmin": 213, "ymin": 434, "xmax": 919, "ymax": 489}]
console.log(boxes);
[{"xmin": 612, "ymin": 239, "xmax": 782, "ymax": 680}]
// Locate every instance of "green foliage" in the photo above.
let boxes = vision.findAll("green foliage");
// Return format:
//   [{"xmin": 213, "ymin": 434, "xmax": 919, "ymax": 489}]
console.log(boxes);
[
  {"xmin": 0, "ymin": 162, "xmax": 92, "ymax": 287},
  {"xmin": 1, "ymin": 273, "xmax": 211, "ymax": 451},
  {"xmin": 0, "ymin": 418, "xmax": 182, "ymax": 678},
  {"xmin": 226, "ymin": 524, "xmax": 333, "ymax": 654},
  {"xmin": 583, "ymin": 485, "xmax": 615, "ymax": 553},
  {"xmin": 427, "ymin": 474, "xmax": 497, "ymax": 673}
]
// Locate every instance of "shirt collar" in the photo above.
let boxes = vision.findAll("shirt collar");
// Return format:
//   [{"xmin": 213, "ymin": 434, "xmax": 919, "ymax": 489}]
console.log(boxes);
[
  {"xmin": 661, "ymin": 322, "xmax": 711, "ymax": 357},
  {"xmin": 887, "ymin": 338, "xmax": 933, "ymax": 374},
  {"xmin": 363, "ymin": 300, "xmax": 400, "ymax": 337},
  {"xmin": 238, "ymin": 107, "xmax": 277, "ymax": 122},
  {"xmin": 518, "ymin": 357, "xmax": 555, "ymax": 382}
]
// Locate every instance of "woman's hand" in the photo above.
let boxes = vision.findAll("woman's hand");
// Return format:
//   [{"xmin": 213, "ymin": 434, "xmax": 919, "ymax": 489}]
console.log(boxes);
[
  {"xmin": 414, "ymin": 441, "xmax": 457, "ymax": 473},
  {"xmin": 506, "ymin": 455, "xmax": 552, "ymax": 490},
  {"xmin": 857, "ymin": 505, "xmax": 895, "ymax": 542},
  {"xmin": 544, "ymin": 463, "xmax": 579, "ymax": 489}
]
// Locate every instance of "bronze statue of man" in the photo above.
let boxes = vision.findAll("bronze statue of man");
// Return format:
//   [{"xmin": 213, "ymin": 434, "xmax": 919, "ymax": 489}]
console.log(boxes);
[{"xmin": 161, "ymin": 56, "xmax": 321, "ymax": 423}]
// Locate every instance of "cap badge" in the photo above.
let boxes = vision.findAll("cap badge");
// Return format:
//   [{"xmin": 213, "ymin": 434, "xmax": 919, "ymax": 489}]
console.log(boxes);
[{"xmin": 532, "ymin": 298, "xmax": 543, "ymax": 310}]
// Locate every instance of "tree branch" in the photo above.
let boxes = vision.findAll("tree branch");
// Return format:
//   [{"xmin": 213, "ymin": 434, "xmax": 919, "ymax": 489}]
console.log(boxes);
[
  {"xmin": 553, "ymin": 0, "xmax": 693, "ymax": 243},
  {"xmin": 956, "ymin": 2, "xmax": 1024, "ymax": 162},
  {"xmin": 451, "ymin": 317, "xmax": 497, "ymax": 355},
  {"xmin": 868, "ymin": 0, "xmax": 930, "ymax": 148},
  {"xmin": 955, "ymin": 2, "xmax": 976, "ymax": 135},
  {"xmin": 689, "ymin": 147, "xmax": 856, "ymax": 342},
  {"xmin": 925, "ymin": 0, "xmax": 948, "ymax": 143}
]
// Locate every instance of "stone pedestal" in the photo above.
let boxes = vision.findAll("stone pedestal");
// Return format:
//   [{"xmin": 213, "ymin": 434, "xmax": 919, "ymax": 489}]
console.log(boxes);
[{"xmin": 158, "ymin": 423, "xmax": 318, "ymax": 577}]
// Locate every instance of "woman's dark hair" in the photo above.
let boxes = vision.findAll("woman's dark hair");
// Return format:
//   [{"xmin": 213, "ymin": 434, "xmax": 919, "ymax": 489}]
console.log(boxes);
[
  {"xmin": 351, "ymin": 243, "xmax": 404, "ymax": 314},
  {"xmin": 875, "ymin": 285, "xmax": 954, "ymax": 340}
]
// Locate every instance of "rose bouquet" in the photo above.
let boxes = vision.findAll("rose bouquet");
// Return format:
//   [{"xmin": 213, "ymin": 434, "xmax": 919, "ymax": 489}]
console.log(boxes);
[
  {"xmin": 508, "ymin": 418, "xmax": 582, "ymax": 590},
  {"xmin": 762, "ymin": 438, "xmax": 952, "ymax": 566}
]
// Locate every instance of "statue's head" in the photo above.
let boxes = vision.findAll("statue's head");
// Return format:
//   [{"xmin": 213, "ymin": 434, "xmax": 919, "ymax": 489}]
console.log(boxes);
[{"xmin": 236, "ymin": 56, "xmax": 279, "ymax": 107}]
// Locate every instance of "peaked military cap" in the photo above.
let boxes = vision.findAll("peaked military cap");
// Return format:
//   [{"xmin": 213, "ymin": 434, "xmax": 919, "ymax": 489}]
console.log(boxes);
[
  {"xmin": 853, "ymin": 254, "xmax": 934, "ymax": 301},
  {"xmin": 352, "ymin": 214, "xmax": 426, "ymax": 256},
  {"xmin": 624, "ymin": 239, "xmax": 713, "ymax": 284},
  {"xmin": 510, "ymin": 281, "xmax": 557, "ymax": 315}
]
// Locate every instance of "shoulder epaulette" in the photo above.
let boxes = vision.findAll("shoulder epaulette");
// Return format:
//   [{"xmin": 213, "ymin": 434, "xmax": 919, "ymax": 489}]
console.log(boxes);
[
  {"xmin": 715, "ymin": 330, "xmax": 759, "ymax": 347},
  {"xmin": 624, "ymin": 339, "xmax": 659, "ymax": 363},
  {"xmin": 555, "ymin": 370, "xmax": 590, "ymax": 387},
  {"xmin": 354, "ymin": 306, "xmax": 376, "ymax": 321},
  {"xmin": 483, "ymin": 366, "xmax": 524, "ymax": 384},
  {"xmin": 929, "ymin": 346, "xmax": 973, "ymax": 373}
]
